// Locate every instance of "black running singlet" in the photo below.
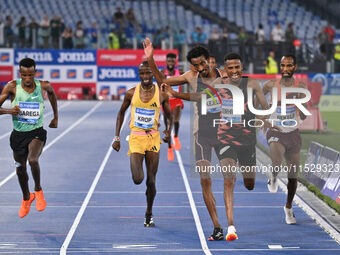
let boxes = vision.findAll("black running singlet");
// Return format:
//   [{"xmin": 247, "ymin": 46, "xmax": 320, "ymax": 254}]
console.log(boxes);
[
  {"xmin": 217, "ymin": 76, "xmax": 256, "ymax": 146},
  {"xmin": 195, "ymin": 68, "xmax": 222, "ymax": 140}
]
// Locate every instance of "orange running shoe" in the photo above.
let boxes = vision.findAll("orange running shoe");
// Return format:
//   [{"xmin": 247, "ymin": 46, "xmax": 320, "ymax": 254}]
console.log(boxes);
[
  {"xmin": 19, "ymin": 193, "xmax": 35, "ymax": 218},
  {"xmin": 35, "ymin": 189, "xmax": 46, "ymax": 212},
  {"xmin": 174, "ymin": 136, "xmax": 181, "ymax": 151},
  {"xmin": 226, "ymin": 225, "xmax": 238, "ymax": 241},
  {"xmin": 168, "ymin": 146, "xmax": 174, "ymax": 161}
]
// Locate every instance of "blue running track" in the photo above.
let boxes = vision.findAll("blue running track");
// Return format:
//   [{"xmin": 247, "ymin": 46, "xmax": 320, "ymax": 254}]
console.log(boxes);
[{"xmin": 0, "ymin": 101, "xmax": 339, "ymax": 254}]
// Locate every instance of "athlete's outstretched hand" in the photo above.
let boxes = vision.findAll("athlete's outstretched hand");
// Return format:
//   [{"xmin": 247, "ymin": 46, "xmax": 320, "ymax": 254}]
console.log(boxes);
[
  {"xmin": 10, "ymin": 105, "xmax": 20, "ymax": 116},
  {"xmin": 112, "ymin": 141, "xmax": 120, "ymax": 152},
  {"xmin": 162, "ymin": 130, "xmax": 170, "ymax": 143},
  {"xmin": 49, "ymin": 117, "xmax": 58, "ymax": 128},
  {"xmin": 161, "ymin": 83, "xmax": 174, "ymax": 97},
  {"xmin": 143, "ymin": 37, "xmax": 154, "ymax": 59}
]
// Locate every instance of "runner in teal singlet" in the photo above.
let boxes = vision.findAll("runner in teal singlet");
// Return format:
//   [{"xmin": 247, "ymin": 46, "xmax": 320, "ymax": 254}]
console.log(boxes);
[{"xmin": 0, "ymin": 58, "xmax": 58, "ymax": 218}]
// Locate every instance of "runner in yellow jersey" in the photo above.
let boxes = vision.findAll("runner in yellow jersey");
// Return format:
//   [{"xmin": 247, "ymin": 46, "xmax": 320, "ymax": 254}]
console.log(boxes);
[
  {"xmin": 0, "ymin": 58, "xmax": 58, "ymax": 218},
  {"xmin": 112, "ymin": 61, "xmax": 172, "ymax": 227}
]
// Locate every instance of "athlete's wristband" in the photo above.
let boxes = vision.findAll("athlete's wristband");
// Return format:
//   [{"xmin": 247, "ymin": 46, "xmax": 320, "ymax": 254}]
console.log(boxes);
[{"xmin": 114, "ymin": 136, "xmax": 120, "ymax": 142}]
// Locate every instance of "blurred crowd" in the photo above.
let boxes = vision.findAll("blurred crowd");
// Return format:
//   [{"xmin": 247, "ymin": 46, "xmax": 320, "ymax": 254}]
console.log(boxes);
[{"xmin": 0, "ymin": 7, "xmax": 339, "ymax": 72}]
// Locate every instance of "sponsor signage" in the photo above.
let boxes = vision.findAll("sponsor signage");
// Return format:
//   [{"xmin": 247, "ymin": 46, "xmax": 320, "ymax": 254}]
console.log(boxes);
[
  {"xmin": 97, "ymin": 49, "xmax": 178, "ymax": 66},
  {"xmin": 98, "ymin": 85, "xmax": 111, "ymax": 100},
  {"xmin": 117, "ymin": 86, "xmax": 127, "ymax": 96},
  {"xmin": 10, "ymin": 49, "xmax": 180, "ymax": 97},
  {"xmin": 67, "ymin": 69, "xmax": 77, "ymax": 79},
  {"xmin": 97, "ymin": 66, "xmax": 139, "ymax": 81},
  {"xmin": 321, "ymin": 156, "xmax": 340, "ymax": 200},
  {"xmin": 14, "ymin": 66, "xmax": 96, "ymax": 82},
  {"xmin": 0, "ymin": 49, "xmax": 14, "ymax": 66},
  {"xmin": 35, "ymin": 69, "xmax": 44, "ymax": 79},
  {"xmin": 50, "ymin": 69, "xmax": 61, "ymax": 79},
  {"xmin": 311, "ymin": 147, "xmax": 339, "ymax": 188},
  {"xmin": 83, "ymin": 69, "xmax": 94, "ymax": 79},
  {"xmin": 302, "ymin": 141, "xmax": 323, "ymax": 187},
  {"xmin": 14, "ymin": 50, "xmax": 96, "ymax": 65},
  {"xmin": 303, "ymin": 143, "xmax": 339, "ymax": 189},
  {"xmin": 0, "ymin": 66, "xmax": 13, "ymax": 82},
  {"xmin": 309, "ymin": 73, "xmax": 340, "ymax": 95},
  {"xmin": 51, "ymin": 82, "xmax": 96, "ymax": 100},
  {"xmin": 319, "ymin": 95, "xmax": 340, "ymax": 112},
  {"xmin": 96, "ymin": 82, "xmax": 135, "ymax": 98}
]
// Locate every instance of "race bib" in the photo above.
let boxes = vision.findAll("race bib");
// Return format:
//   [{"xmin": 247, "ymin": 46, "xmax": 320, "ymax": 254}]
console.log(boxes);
[
  {"xmin": 134, "ymin": 107, "xmax": 155, "ymax": 129},
  {"xmin": 17, "ymin": 102, "xmax": 40, "ymax": 124},
  {"xmin": 274, "ymin": 105, "xmax": 297, "ymax": 127},
  {"xmin": 221, "ymin": 99, "xmax": 242, "ymax": 122},
  {"xmin": 206, "ymin": 95, "xmax": 221, "ymax": 113}
]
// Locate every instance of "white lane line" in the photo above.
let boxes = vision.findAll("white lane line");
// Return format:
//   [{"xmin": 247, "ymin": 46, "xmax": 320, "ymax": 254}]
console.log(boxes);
[
  {"xmin": 276, "ymin": 177, "xmax": 340, "ymax": 244},
  {"xmin": 0, "ymin": 191, "xmax": 279, "ymax": 194},
  {"xmin": 0, "ymin": 205, "xmax": 285, "ymax": 208},
  {"xmin": 0, "ymin": 101, "xmax": 71, "ymax": 141},
  {"xmin": 60, "ymin": 111, "xmax": 130, "ymax": 255},
  {"xmin": 174, "ymin": 143, "xmax": 212, "ymax": 255},
  {"xmin": 1, "ymin": 248, "xmax": 340, "ymax": 254},
  {"xmin": 257, "ymin": 158, "xmax": 340, "ymax": 245},
  {"xmin": 0, "ymin": 102, "xmax": 100, "ymax": 189}
]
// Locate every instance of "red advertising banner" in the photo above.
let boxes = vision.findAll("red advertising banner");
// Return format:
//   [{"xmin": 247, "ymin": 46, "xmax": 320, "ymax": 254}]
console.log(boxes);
[
  {"xmin": 51, "ymin": 82, "xmax": 96, "ymax": 100},
  {"xmin": 247, "ymin": 74, "xmax": 309, "ymax": 82},
  {"xmin": 0, "ymin": 66, "xmax": 13, "ymax": 82},
  {"xmin": 97, "ymin": 49, "xmax": 178, "ymax": 66}
]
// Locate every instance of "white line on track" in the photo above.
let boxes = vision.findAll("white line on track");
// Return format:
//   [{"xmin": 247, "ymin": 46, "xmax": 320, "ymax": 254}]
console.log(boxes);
[
  {"xmin": 0, "ymin": 191, "xmax": 280, "ymax": 194},
  {"xmin": 257, "ymin": 157, "xmax": 340, "ymax": 245},
  {"xmin": 276, "ymin": 176, "xmax": 340, "ymax": 244},
  {"xmin": 0, "ymin": 205, "xmax": 284, "ymax": 208},
  {"xmin": 174, "ymin": 142, "xmax": 212, "ymax": 255},
  {"xmin": 0, "ymin": 102, "xmax": 99, "ymax": 189},
  {"xmin": 60, "ymin": 111, "xmax": 130, "ymax": 255},
  {"xmin": 3, "ymin": 248, "xmax": 339, "ymax": 253},
  {"xmin": 0, "ymin": 101, "xmax": 71, "ymax": 141}
]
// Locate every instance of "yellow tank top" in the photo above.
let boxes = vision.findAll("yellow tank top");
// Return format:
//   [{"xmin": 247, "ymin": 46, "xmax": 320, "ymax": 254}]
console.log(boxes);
[{"xmin": 130, "ymin": 84, "xmax": 160, "ymax": 131}]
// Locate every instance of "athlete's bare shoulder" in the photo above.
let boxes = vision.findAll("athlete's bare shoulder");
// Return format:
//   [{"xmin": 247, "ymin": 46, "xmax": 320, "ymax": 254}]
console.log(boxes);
[
  {"xmin": 247, "ymin": 77, "xmax": 260, "ymax": 84},
  {"xmin": 39, "ymin": 80, "xmax": 50, "ymax": 85},
  {"xmin": 261, "ymin": 79, "xmax": 276, "ymax": 94},
  {"xmin": 216, "ymin": 68, "xmax": 224, "ymax": 77},
  {"xmin": 39, "ymin": 80, "xmax": 51, "ymax": 88},
  {"xmin": 183, "ymin": 69, "xmax": 197, "ymax": 79},
  {"xmin": 126, "ymin": 87, "xmax": 135, "ymax": 97},
  {"xmin": 264, "ymin": 79, "xmax": 276, "ymax": 88},
  {"xmin": 211, "ymin": 76, "xmax": 222, "ymax": 86},
  {"xmin": 0, "ymin": 81, "xmax": 16, "ymax": 104},
  {"xmin": 3, "ymin": 80, "xmax": 17, "ymax": 93}
]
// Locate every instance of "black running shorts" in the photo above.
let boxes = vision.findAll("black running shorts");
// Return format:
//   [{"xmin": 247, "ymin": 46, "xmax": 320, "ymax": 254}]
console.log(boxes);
[
  {"xmin": 220, "ymin": 144, "xmax": 256, "ymax": 166},
  {"xmin": 266, "ymin": 129, "xmax": 301, "ymax": 154},
  {"xmin": 10, "ymin": 127, "xmax": 47, "ymax": 155}
]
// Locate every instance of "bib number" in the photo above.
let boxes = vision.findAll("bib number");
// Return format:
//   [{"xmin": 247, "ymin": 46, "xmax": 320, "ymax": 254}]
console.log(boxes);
[
  {"xmin": 18, "ymin": 102, "xmax": 40, "ymax": 124},
  {"xmin": 206, "ymin": 95, "xmax": 221, "ymax": 113},
  {"xmin": 134, "ymin": 107, "xmax": 155, "ymax": 129},
  {"xmin": 274, "ymin": 106, "xmax": 296, "ymax": 127},
  {"xmin": 221, "ymin": 99, "xmax": 242, "ymax": 122}
]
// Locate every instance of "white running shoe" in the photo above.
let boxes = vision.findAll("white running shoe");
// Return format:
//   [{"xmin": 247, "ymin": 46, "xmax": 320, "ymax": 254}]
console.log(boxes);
[
  {"xmin": 284, "ymin": 206, "xmax": 296, "ymax": 224},
  {"xmin": 267, "ymin": 177, "xmax": 278, "ymax": 193},
  {"xmin": 226, "ymin": 225, "xmax": 238, "ymax": 241}
]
